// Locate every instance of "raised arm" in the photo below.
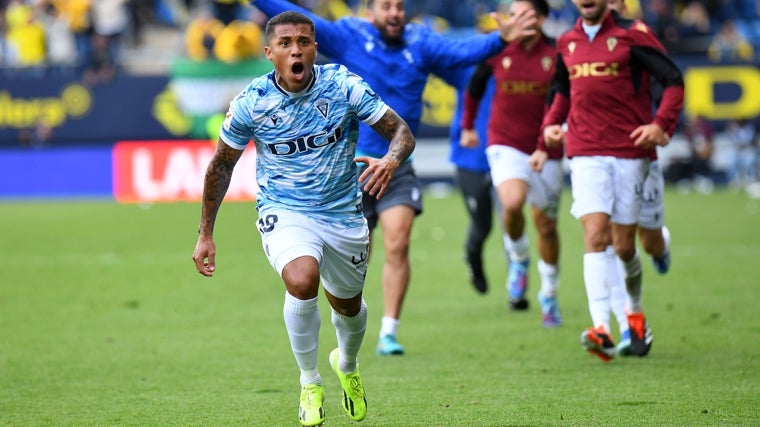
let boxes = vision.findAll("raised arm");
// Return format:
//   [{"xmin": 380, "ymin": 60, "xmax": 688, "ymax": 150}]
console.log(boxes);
[
  {"xmin": 252, "ymin": 0, "xmax": 347, "ymax": 57},
  {"xmin": 192, "ymin": 140, "xmax": 244, "ymax": 276},
  {"xmin": 355, "ymin": 108, "xmax": 415, "ymax": 199}
]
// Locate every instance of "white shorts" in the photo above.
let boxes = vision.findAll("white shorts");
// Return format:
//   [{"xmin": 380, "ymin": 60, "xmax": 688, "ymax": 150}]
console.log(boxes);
[
  {"xmin": 568, "ymin": 156, "xmax": 649, "ymax": 225},
  {"xmin": 486, "ymin": 145, "xmax": 563, "ymax": 219},
  {"xmin": 257, "ymin": 209, "xmax": 370, "ymax": 299},
  {"xmin": 639, "ymin": 160, "xmax": 665, "ymax": 230}
]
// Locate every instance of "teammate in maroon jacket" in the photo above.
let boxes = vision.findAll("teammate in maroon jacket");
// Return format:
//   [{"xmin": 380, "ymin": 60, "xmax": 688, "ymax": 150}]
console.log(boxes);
[
  {"xmin": 460, "ymin": 0, "xmax": 564, "ymax": 328},
  {"xmin": 531, "ymin": 0, "xmax": 684, "ymax": 362},
  {"xmin": 607, "ymin": 0, "xmax": 672, "ymax": 357}
]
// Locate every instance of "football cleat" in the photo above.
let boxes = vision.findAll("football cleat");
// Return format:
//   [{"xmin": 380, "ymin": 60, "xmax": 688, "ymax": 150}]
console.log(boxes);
[
  {"xmin": 329, "ymin": 348, "xmax": 367, "ymax": 422},
  {"xmin": 627, "ymin": 312, "xmax": 653, "ymax": 356},
  {"xmin": 298, "ymin": 383, "xmax": 325, "ymax": 426},
  {"xmin": 376, "ymin": 334, "xmax": 404, "ymax": 356},
  {"xmin": 507, "ymin": 259, "xmax": 530, "ymax": 310},
  {"xmin": 580, "ymin": 326, "xmax": 616, "ymax": 363},
  {"xmin": 465, "ymin": 250, "xmax": 488, "ymax": 294},
  {"xmin": 537, "ymin": 291, "xmax": 562, "ymax": 328},
  {"xmin": 616, "ymin": 329, "xmax": 633, "ymax": 356}
]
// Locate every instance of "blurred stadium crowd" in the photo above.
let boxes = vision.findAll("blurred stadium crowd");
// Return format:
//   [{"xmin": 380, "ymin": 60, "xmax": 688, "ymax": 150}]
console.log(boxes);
[
  {"xmin": 1, "ymin": 0, "xmax": 758, "ymax": 77},
  {"xmin": 2, "ymin": 0, "xmax": 759, "ymax": 188}
]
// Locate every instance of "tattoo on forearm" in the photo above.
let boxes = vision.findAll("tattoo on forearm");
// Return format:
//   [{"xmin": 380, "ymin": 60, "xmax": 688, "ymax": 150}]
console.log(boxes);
[
  {"xmin": 198, "ymin": 141, "xmax": 242, "ymax": 234},
  {"xmin": 373, "ymin": 109, "xmax": 415, "ymax": 163}
]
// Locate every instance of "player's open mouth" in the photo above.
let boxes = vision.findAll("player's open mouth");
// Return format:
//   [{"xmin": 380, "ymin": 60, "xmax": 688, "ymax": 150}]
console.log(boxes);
[
  {"xmin": 291, "ymin": 62, "xmax": 304, "ymax": 77},
  {"xmin": 579, "ymin": 1, "xmax": 595, "ymax": 12},
  {"xmin": 386, "ymin": 20, "xmax": 402, "ymax": 33}
]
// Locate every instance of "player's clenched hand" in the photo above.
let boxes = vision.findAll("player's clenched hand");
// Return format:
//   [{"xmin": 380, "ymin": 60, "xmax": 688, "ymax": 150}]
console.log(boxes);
[
  {"xmin": 529, "ymin": 149, "xmax": 549, "ymax": 172},
  {"xmin": 460, "ymin": 129, "xmax": 479, "ymax": 148},
  {"xmin": 193, "ymin": 236, "xmax": 216, "ymax": 277},
  {"xmin": 543, "ymin": 125, "xmax": 564, "ymax": 147},
  {"xmin": 355, "ymin": 155, "xmax": 398, "ymax": 200},
  {"xmin": 631, "ymin": 123, "xmax": 669, "ymax": 149}
]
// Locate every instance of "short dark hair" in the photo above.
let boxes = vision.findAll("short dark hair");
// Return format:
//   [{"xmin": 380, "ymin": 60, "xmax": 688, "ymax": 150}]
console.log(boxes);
[
  {"xmin": 265, "ymin": 11, "xmax": 315, "ymax": 42},
  {"xmin": 518, "ymin": 0, "xmax": 550, "ymax": 17}
]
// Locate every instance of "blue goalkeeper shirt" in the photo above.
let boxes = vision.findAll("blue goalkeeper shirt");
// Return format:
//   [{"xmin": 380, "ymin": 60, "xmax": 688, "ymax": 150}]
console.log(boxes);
[
  {"xmin": 255, "ymin": 0, "xmax": 506, "ymax": 158},
  {"xmin": 220, "ymin": 64, "xmax": 388, "ymax": 227}
]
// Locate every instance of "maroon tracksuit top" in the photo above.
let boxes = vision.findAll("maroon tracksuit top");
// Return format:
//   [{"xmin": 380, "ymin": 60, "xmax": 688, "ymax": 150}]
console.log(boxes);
[
  {"xmin": 462, "ymin": 35, "xmax": 563, "ymax": 160},
  {"xmin": 541, "ymin": 11, "xmax": 684, "ymax": 159}
]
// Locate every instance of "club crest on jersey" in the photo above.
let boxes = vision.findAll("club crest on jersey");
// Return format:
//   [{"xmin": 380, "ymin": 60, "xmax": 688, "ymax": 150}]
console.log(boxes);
[
  {"xmin": 315, "ymin": 99, "xmax": 329, "ymax": 119},
  {"xmin": 541, "ymin": 56, "xmax": 552, "ymax": 72},
  {"xmin": 568, "ymin": 42, "xmax": 576, "ymax": 54},
  {"xmin": 501, "ymin": 57, "xmax": 512, "ymax": 70},
  {"xmin": 269, "ymin": 112, "xmax": 280, "ymax": 126},
  {"xmin": 607, "ymin": 37, "xmax": 618, "ymax": 52}
]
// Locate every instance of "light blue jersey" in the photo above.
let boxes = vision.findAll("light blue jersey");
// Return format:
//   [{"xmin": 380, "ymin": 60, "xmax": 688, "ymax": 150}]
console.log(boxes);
[{"xmin": 220, "ymin": 64, "xmax": 388, "ymax": 227}]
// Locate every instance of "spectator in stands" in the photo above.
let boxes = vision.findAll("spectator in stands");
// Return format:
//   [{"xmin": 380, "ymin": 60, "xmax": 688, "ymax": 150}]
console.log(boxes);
[
  {"xmin": 4, "ymin": 1, "xmax": 46, "ymax": 78},
  {"xmin": 91, "ymin": 0, "xmax": 129, "ymax": 67},
  {"xmin": 212, "ymin": 0, "xmax": 245, "ymax": 25},
  {"xmin": 725, "ymin": 118, "xmax": 759, "ymax": 188},
  {"xmin": 41, "ymin": 2, "xmax": 77, "ymax": 76},
  {"xmin": 185, "ymin": 8, "xmax": 224, "ymax": 61},
  {"xmin": 51, "ymin": 0, "xmax": 92, "ymax": 69},
  {"xmin": 708, "ymin": 18, "xmax": 755, "ymax": 63},
  {"xmin": 677, "ymin": 1, "xmax": 711, "ymax": 39},
  {"xmin": 83, "ymin": 33, "xmax": 116, "ymax": 85},
  {"xmin": 645, "ymin": 0, "xmax": 680, "ymax": 44}
]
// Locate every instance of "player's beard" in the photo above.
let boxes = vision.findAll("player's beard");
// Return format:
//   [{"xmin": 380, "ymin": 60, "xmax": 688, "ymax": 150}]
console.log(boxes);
[
  {"xmin": 581, "ymin": 3, "xmax": 607, "ymax": 24},
  {"xmin": 378, "ymin": 24, "xmax": 404, "ymax": 45}
]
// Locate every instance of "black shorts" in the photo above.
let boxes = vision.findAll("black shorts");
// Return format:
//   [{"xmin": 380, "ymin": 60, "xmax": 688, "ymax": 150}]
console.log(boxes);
[{"xmin": 358, "ymin": 161, "xmax": 423, "ymax": 231}]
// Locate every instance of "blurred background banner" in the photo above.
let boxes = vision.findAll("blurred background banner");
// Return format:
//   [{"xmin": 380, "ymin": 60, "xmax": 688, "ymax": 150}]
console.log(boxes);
[
  {"xmin": 0, "ymin": 147, "xmax": 112, "ymax": 198},
  {"xmin": 2, "ymin": 0, "xmax": 759, "ymax": 197},
  {"xmin": 113, "ymin": 140, "xmax": 259, "ymax": 203},
  {"xmin": 0, "ymin": 76, "xmax": 185, "ymax": 145}
]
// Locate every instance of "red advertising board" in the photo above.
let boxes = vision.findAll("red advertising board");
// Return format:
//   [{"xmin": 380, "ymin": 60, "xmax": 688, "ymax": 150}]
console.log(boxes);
[{"xmin": 113, "ymin": 140, "xmax": 258, "ymax": 203}]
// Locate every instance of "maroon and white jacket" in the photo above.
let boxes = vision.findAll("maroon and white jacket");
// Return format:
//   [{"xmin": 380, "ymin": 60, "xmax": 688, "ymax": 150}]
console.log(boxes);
[
  {"xmin": 540, "ymin": 10, "xmax": 684, "ymax": 158},
  {"xmin": 462, "ymin": 35, "xmax": 563, "ymax": 159}
]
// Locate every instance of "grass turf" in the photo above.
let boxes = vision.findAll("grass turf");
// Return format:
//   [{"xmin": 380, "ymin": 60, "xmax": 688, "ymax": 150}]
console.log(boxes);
[{"xmin": 1, "ymin": 188, "xmax": 758, "ymax": 426}]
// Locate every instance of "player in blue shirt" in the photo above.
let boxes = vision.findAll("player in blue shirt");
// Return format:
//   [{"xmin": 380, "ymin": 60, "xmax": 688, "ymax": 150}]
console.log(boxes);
[
  {"xmin": 192, "ymin": 12, "xmax": 415, "ymax": 426},
  {"xmin": 254, "ymin": 0, "xmax": 538, "ymax": 356},
  {"xmin": 445, "ymin": 64, "xmax": 498, "ymax": 294}
]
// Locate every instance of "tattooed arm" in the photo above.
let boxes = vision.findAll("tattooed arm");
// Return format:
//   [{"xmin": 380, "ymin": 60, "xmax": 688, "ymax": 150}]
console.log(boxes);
[
  {"xmin": 192, "ymin": 140, "xmax": 244, "ymax": 276},
  {"xmin": 355, "ymin": 108, "xmax": 416, "ymax": 199}
]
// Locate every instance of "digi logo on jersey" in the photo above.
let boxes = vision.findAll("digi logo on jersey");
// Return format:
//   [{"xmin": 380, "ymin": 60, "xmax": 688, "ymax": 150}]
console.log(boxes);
[
  {"xmin": 498, "ymin": 80, "xmax": 550, "ymax": 96},
  {"xmin": 568, "ymin": 62, "xmax": 619, "ymax": 79},
  {"xmin": 264, "ymin": 126, "xmax": 343, "ymax": 155}
]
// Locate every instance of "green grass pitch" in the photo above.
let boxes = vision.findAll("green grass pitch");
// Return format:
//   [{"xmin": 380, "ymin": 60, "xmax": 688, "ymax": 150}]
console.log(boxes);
[{"xmin": 1, "ymin": 188, "xmax": 759, "ymax": 426}]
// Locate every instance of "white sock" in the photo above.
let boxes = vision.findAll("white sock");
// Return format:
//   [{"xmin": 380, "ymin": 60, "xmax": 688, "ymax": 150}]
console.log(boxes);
[
  {"xmin": 504, "ymin": 233, "xmax": 529, "ymax": 262},
  {"xmin": 538, "ymin": 259, "xmax": 559, "ymax": 297},
  {"xmin": 607, "ymin": 246, "xmax": 629, "ymax": 335},
  {"xmin": 380, "ymin": 316, "xmax": 399, "ymax": 338},
  {"xmin": 584, "ymin": 252, "xmax": 610, "ymax": 332},
  {"xmin": 623, "ymin": 251, "xmax": 643, "ymax": 313},
  {"xmin": 283, "ymin": 293, "xmax": 321, "ymax": 385},
  {"xmin": 332, "ymin": 299, "xmax": 367, "ymax": 373}
]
